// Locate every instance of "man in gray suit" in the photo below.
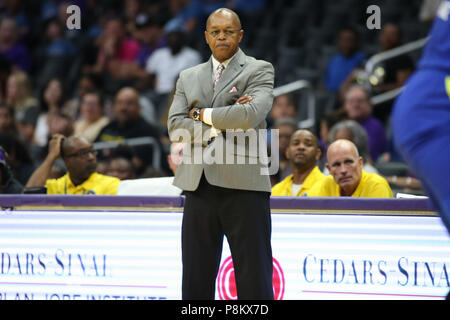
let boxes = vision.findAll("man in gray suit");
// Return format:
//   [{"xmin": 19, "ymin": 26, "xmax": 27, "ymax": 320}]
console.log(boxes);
[{"xmin": 168, "ymin": 8, "xmax": 274, "ymax": 300}]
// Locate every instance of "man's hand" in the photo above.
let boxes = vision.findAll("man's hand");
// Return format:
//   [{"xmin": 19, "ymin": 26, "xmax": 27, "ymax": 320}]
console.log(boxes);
[
  {"xmin": 48, "ymin": 134, "xmax": 65, "ymax": 161},
  {"xmin": 25, "ymin": 134, "xmax": 66, "ymax": 189},
  {"xmin": 236, "ymin": 93, "xmax": 253, "ymax": 104},
  {"xmin": 188, "ymin": 94, "xmax": 253, "ymax": 122}
]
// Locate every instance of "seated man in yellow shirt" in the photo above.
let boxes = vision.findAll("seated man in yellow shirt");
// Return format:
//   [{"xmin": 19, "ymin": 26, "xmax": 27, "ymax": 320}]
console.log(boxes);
[
  {"xmin": 25, "ymin": 134, "xmax": 120, "ymax": 195},
  {"xmin": 308, "ymin": 139, "xmax": 393, "ymax": 198},
  {"xmin": 272, "ymin": 129, "xmax": 324, "ymax": 196}
]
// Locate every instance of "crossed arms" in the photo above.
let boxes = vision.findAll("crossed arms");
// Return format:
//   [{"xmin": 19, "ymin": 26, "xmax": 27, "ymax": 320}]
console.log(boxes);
[{"xmin": 167, "ymin": 61, "xmax": 274, "ymax": 144}]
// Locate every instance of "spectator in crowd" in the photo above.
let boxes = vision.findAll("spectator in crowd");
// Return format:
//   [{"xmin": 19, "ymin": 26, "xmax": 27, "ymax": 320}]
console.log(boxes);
[
  {"xmin": 318, "ymin": 108, "xmax": 347, "ymax": 165},
  {"xmin": 107, "ymin": 156, "xmax": 137, "ymax": 180},
  {"xmin": 375, "ymin": 23, "xmax": 415, "ymax": 94},
  {"xmin": 0, "ymin": 132, "xmax": 35, "ymax": 185},
  {"xmin": 145, "ymin": 24, "xmax": 202, "ymax": 116},
  {"xmin": 339, "ymin": 23, "xmax": 415, "ymax": 123},
  {"xmin": 104, "ymin": 144, "xmax": 137, "ymax": 180},
  {"xmin": 62, "ymin": 73, "xmax": 102, "ymax": 120},
  {"xmin": 2, "ymin": 0, "xmax": 30, "ymax": 38},
  {"xmin": 5, "ymin": 70, "xmax": 38, "ymax": 124},
  {"xmin": 96, "ymin": 160, "xmax": 109, "ymax": 175},
  {"xmin": 268, "ymin": 94, "xmax": 297, "ymax": 128},
  {"xmin": 127, "ymin": 13, "xmax": 167, "ymax": 88},
  {"xmin": 165, "ymin": 0, "xmax": 202, "ymax": 35},
  {"xmin": 308, "ymin": 139, "xmax": 393, "ymax": 197},
  {"xmin": 0, "ymin": 56, "xmax": 12, "ymax": 103},
  {"xmin": 328, "ymin": 119, "xmax": 379, "ymax": 174},
  {"xmin": 95, "ymin": 87, "xmax": 163, "ymax": 176},
  {"xmin": 0, "ymin": 146, "xmax": 23, "ymax": 193},
  {"xmin": 124, "ymin": 0, "xmax": 146, "ymax": 33},
  {"xmin": 272, "ymin": 129, "xmax": 324, "ymax": 197},
  {"xmin": 86, "ymin": 16, "xmax": 141, "ymax": 81},
  {"xmin": 25, "ymin": 134, "xmax": 120, "ymax": 195},
  {"xmin": 73, "ymin": 90, "xmax": 109, "ymax": 143},
  {"xmin": 6, "ymin": 71, "xmax": 39, "ymax": 144},
  {"xmin": 135, "ymin": 13, "xmax": 167, "ymax": 67},
  {"xmin": 117, "ymin": 142, "xmax": 183, "ymax": 195},
  {"xmin": 343, "ymin": 85, "xmax": 387, "ymax": 162},
  {"xmin": 41, "ymin": 17, "xmax": 77, "ymax": 59},
  {"xmin": 323, "ymin": 26, "xmax": 366, "ymax": 93},
  {"xmin": 0, "ymin": 103, "xmax": 18, "ymax": 135},
  {"xmin": 167, "ymin": 141, "xmax": 183, "ymax": 175},
  {"xmin": 0, "ymin": 17, "xmax": 31, "ymax": 72},
  {"xmin": 270, "ymin": 117, "xmax": 297, "ymax": 185},
  {"xmin": 33, "ymin": 78, "xmax": 70, "ymax": 149},
  {"xmin": 33, "ymin": 17, "xmax": 77, "ymax": 88}
]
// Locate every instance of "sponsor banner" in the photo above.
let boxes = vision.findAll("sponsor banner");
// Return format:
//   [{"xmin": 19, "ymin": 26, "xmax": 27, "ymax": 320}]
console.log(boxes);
[{"xmin": 0, "ymin": 208, "xmax": 449, "ymax": 300}]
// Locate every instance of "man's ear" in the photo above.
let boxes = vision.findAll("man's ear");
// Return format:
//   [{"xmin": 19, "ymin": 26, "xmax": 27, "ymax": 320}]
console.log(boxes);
[
  {"xmin": 204, "ymin": 30, "xmax": 209, "ymax": 45},
  {"xmin": 285, "ymin": 147, "xmax": 290, "ymax": 160},
  {"xmin": 325, "ymin": 162, "xmax": 330, "ymax": 172},
  {"xmin": 359, "ymin": 156, "xmax": 364, "ymax": 167},
  {"xmin": 315, "ymin": 148, "xmax": 322, "ymax": 161}
]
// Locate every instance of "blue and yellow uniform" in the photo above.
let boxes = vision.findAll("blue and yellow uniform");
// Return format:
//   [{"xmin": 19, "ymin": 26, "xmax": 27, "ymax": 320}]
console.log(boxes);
[{"xmin": 392, "ymin": 0, "xmax": 450, "ymax": 230}]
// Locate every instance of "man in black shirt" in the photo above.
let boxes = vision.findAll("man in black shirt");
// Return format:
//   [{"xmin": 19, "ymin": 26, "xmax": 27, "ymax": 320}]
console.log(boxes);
[{"xmin": 95, "ymin": 87, "xmax": 163, "ymax": 175}]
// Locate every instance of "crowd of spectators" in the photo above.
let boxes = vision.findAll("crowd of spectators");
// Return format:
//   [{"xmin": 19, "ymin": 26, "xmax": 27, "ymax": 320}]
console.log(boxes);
[{"xmin": 0, "ymin": 0, "xmax": 434, "ymax": 195}]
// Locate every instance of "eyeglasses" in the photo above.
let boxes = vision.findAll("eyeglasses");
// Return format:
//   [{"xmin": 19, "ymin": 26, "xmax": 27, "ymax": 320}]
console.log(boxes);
[
  {"xmin": 207, "ymin": 29, "xmax": 241, "ymax": 38},
  {"xmin": 65, "ymin": 149, "xmax": 98, "ymax": 158}
]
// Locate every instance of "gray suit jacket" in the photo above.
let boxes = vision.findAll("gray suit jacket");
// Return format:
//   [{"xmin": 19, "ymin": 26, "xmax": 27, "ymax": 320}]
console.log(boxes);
[{"xmin": 167, "ymin": 49, "xmax": 274, "ymax": 192}]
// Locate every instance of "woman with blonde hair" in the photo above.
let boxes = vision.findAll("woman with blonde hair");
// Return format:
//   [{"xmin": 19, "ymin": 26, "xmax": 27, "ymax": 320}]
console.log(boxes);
[{"xmin": 5, "ymin": 70, "xmax": 38, "ymax": 123}]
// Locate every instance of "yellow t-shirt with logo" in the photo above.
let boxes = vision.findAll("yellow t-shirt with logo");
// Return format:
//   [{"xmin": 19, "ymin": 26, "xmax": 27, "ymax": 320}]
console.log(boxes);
[
  {"xmin": 308, "ymin": 170, "xmax": 393, "ymax": 198},
  {"xmin": 271, "ymin": 166, "xmax": 325, "ymax": 197},
  {"xmin": 46, "ymin": 172, "xmax": 120, "ymax": 195}
]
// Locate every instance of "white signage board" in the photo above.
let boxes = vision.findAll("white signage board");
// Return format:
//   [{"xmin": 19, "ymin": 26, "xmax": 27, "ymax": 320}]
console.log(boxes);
[{"xmin": 0, "ymin": 209, "xmax": 448, "ymax": 300}]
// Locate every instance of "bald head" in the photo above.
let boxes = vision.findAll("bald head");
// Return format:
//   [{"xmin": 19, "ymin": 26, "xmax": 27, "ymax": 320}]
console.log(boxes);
[
  {"xmin": 206, "ymin": 8, "xmax": 241, "ymax": 30},
  {"xmin": 61, "ymin": 135, "xmax": 90, "ymax": 157},
  {"xmin": 327, "ymin": 139, "xmax": 359, "ymax": 159},
  {"xmin": 326, "ymin": 139, "xmax": 363, "ymax": 196}
]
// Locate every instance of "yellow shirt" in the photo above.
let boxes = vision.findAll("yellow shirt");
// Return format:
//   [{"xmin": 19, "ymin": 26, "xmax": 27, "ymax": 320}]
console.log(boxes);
[
  {"xmin": 46, "ymin": 172, "xmax": 120, "ymax": 195},
  {"xmin": 308, "ymin": 170, "xmax": 393, "ymax": 198},
  {"xmin": 271, "ymin": 166, "xmax": 325, "ymax": 197}
]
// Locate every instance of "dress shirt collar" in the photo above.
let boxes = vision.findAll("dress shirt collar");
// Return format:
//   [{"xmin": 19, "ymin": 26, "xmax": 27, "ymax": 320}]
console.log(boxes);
[{"xmin": 211, "ymin": 52, "xmax": 237, "ymax": 72}]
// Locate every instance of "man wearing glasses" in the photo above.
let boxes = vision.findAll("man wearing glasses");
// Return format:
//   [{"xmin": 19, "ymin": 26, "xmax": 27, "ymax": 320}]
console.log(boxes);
[{"xmin": 25, "ymin": 134, "xmax": 120, "ymax": 195}]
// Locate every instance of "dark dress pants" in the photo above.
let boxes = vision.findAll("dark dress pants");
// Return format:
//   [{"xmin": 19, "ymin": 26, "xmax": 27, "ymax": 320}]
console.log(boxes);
[{"xmin": 182, "ymin": 174, "xmax": 273, "ymax": 300}]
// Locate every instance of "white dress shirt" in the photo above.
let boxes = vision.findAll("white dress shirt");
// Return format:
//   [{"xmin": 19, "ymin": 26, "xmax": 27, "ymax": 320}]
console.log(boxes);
[{"xmin": 203, "ymin": 53, "xmax": 237, "ymax": 136}]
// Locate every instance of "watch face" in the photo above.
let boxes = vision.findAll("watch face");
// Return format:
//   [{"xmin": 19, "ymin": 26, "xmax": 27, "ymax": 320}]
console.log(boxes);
[{"xmin": 193, "ymin": 109, "xmax": 200, "ymax": 120}]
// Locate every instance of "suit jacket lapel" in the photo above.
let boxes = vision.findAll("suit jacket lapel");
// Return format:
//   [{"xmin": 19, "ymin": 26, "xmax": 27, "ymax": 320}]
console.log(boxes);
[
  {"xmin": 198, "ymin": 57, "xmax": 214, "ymax": 105},
  {"xmin": 212, "ymin": 49, "xmax": 246, "ymax": 106}
]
